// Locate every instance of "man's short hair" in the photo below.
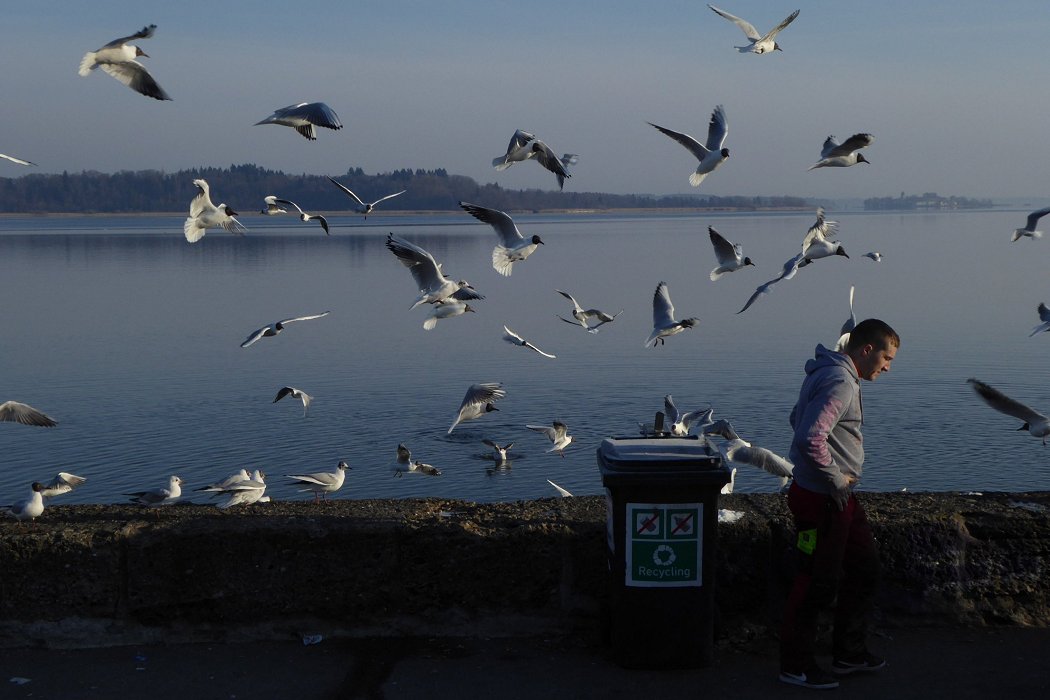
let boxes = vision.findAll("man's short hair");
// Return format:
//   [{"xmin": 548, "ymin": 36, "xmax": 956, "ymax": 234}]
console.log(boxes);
[{"xmin": 846, "ymin": 318, "xmax": 900, "ymax": 352}]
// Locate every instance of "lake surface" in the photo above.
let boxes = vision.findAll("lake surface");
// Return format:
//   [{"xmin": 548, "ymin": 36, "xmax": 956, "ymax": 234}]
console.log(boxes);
[{"xmin": 2, "ymin": 209, "xmax": 1048, "ymax": 506}]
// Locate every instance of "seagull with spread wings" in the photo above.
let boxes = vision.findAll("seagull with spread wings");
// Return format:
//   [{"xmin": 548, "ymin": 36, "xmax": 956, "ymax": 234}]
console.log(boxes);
[
  {"xmin": 78, "ymin": 24, "xmax": 171, "ymax": 100},
  {"xmin": 1, "ymin": 401, "xmax": 57, "ymax": 427},
  {"xmin": 645, "ymin": 282, "xmax": 699, "ymax": 347},
  {"xmin": 184, "ymin": 179, "xmax": 246, "ymax": 243},
  {"xmin": 1011, "ymin": 206, "xmax": 1050, "ymax": 241},
  {"xmin": 385, "ymin": 233, "xmax": 473, "ymax": 308},
  {"xmin": 808, "ymin": 133, "xmax": 874, "ymax": 170},
  {"xmin": 490, "ymin": 129, "xmax": 572, "ymax": 189},
  {"xmin": 0, "ymin": 153, "xmax": 35, "ymax": 166},
  {"xmin": 502, "ymin": 325, "xmax": 557, "ymax": 358},
  {"xmin": 460, "ymin": 202, "xmax": 544, "ymax": 276},
  {"xmin": 708, "ymin": 227, "xmax": 755, "ymax": 280},
  {"xmin": 707, "ymin": 4, "xmax": 800, "ymax": 54},
  {"xmin": 327, "ymin": 176, "xmax": 405, "ymax": 218},
  {"xmin": 968, "ymin": 378, "xmax": 1050, "ymax": 445},
  {"xmin": 448, "ymin": 383, "xmax": 506, "ymax": 434},
  {"xmin": 274, "ymin": 387, "xmax": 312, "ymax": 417},
  {"xmin": 261, "ymin": 196, "xmax": 329, "ymax": 234},
  {"xmin": 648, "ymin": 105, "xmax": 729, "ymax": 187},
  {"xmin": 555, "ymin": 290, "xmax": 622, "ymax": 333},
  {"xmin": 240, "ymin": 312, "xmax": 330, "ymax": 348},
  {"xmin": 527, "ymin": 421, "xmax": 573, "ymax": 457},
  {"xmin": 255, "ymin": 102, "xmax": 343, "ymax": 140}
]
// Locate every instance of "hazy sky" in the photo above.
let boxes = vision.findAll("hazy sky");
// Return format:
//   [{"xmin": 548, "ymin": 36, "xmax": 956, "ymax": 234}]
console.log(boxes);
[{"xmin": 3, "ymin": 1, "xmax": 1049, "ymax": 200}]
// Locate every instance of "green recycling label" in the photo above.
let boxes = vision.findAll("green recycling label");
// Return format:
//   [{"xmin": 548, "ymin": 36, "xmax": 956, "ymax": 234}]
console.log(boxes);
[{"xmin": 625, "ymin": 503, "xmax": 703, "ymax": 587}]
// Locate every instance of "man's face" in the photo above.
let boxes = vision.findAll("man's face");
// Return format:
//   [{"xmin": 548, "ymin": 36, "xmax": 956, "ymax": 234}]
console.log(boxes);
[{"xmin": 855, "ymin": 341, "xmax": 897, "ymax": 381}]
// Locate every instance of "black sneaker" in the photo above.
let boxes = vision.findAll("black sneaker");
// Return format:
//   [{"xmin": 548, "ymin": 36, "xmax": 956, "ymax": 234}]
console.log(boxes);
[
  {"xmin": 778, "ymin": 668, "xmax": 840, "ymax": 689},
  {"xmin": 831, "ymin": 651, "xmax": 886, "ymax": 675}
]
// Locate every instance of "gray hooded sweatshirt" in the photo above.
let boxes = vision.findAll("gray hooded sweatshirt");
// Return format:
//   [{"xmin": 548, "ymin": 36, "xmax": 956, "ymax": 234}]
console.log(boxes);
[{"xmin": 788, "ymin": 344, "xmax": 863, "ymax": 495}]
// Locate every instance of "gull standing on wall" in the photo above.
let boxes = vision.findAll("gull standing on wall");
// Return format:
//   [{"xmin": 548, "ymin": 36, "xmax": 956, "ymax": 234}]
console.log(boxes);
[
  {"xmin": 126, "ymin": 475, "xmax": 182, "ymax": 507},
  {"xmin": 5, "ymin": 483, "xmax": 46, "ymax": 522},
  {"xmin": 286, "ymin": 461, "xmax": 350, "ymax": 502},
  {"xmin": 78, "ymin": 24, "xmax": 171, "ymax": 100}
]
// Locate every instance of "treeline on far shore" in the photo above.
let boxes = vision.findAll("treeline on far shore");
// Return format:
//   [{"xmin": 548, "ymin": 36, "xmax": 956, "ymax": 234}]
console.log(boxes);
[{"xmin": 0, "ymin": 163, "xmax": 812, "ymax": 214}]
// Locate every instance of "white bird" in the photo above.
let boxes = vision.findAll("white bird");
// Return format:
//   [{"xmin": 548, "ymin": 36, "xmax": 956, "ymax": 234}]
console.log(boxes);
[
  {"xmin": 394, "ymin": 443, "xmax": 442, "ymax": 477},
  {"xmin": 527, "ymin": 421, "xmax": 573, "ymax": 456},
  {"xmin": 648, "ymin": 105, "xmax": 729, "ymax": 187},
  {"xmin": 448, "ymin": 383, "xmax": 506, "ymax": 434},
  {"xmin": 708, "ymin": 227, "xmax": 755, "ymax": 280},
  {"xmin": 261, "ymin": 196, "xmax": 330, "ymax": 235},
  {"xmin": 423, "ymin": 300, "xmax": 476, "ymax": 330},
  {"xmin": 798, "ymin": 208, "xmax": 848, "ymax": 267},
  {"xmin": 0, "ymin": 401, "xmax": 57, "ymax": 427},
  {"xmin": 969, "ymin": 378, "xmax": 1050, "ymax": 445},
  {"xmin": 863, "ymin": 251, "xmax": 882, "ymax": 262},
  {"xmin": 216, "ymin": 471, "xmax": 267, "ymax": 510},
  {"xmin": 547, "ymin": 479, "xmax": 573, "ymax": 497},
  {"xmin": 78, "ymin": 24, "xmax": 171, "ymax": 100},
  {"xmin": 835, "ymin": 285, "xmax": 857, "ymax": 352},
  {"xmin": 663, "ymin": 395, "xmax": 714, "ymax": 436},
  {"xmin": 1012, "ymin": 206, "xmax": 1050, "ymax": 241},
  {"xmin": 703, "ymin": 419, "xmax": 741, "ymax": 442},
  {"xmin": 459, "ymin": 202, "xmax": 544, "ymax": 276},
  {"xmin": 254, "ymin": 102, "xmax": 342, "ymax": 140},
  {"xmin": 1029, "ymin": 303, "xmax": 1050, "ymax": 337},
  {"xmin": 482, "ymin": 439, "xmax": 514, "ymax": 465},
  {"xmin": 286, "ymin": 461, "xmax": 350, "ymax": 501},
  {"xmin": 707, "ymin": 4, "xmax": 800, "ymax": 54},
  {"xmin": 555, "ymin": 290, "xmax": 622, "ymax": 333},
  {"xmin": 385, "ymin": 233, "xmax": 468, "ymax": 308},
  {"xmin": 0, "ymin": 153, "xmax": 35, "ymax": 166},
  {"xmin": 39, "ymin": 472, "xmax": 87, "ymax": 499},
  {"xmin": 502, "ymin": 325, "xmax": 557, "ymax": 359},
  {"xmin": 194, "ymin": 469, "xmax": 251, "ymax": 494},
  {"xmin": 6, "ymin": 483, "xmax": 45, "ymax": 522},
  {"xmin": 718, "ymin": 438, "xmax": 794, "ymax": 491},
  {"xmin": 184, "ymin": 179, "xmax": 247, "ymax": 243},
  {"xmin": 720, "ymin": 468, "xmax": 738, "ymax": 495},
  {"xmin": 490, "ymin": 130, "xmax": 572, "ymax": 189},
  {"xmin": 737, "ymin": 252, "xmax": 804, "ymax": 314},
  {"xmin": 126, "ymin": 475, "xmax": 182, "ymax": 507},
  {"xmin": 240, "ymin": 311, "xmax": 330, "ymax": 348},
  {"xmin": 645, "ymin": 281, "xmax": 699, "ymax": 347},
  {"xmin": 808, "ymin": 133, "xmax": 874, "ymax": 170},
  {"xmin": 274, "ymin": 387, "xmax": 312, "ymax": 417},
  {"xmin": 326, "ymin": 176, "xmax": 405, "ymax": 218}
]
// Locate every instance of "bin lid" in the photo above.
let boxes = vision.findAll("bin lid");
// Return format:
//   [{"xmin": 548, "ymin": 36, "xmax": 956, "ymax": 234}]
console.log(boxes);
[{"xmin": 597, "ymin": 436, "xmax": 730, "ymax": 487}]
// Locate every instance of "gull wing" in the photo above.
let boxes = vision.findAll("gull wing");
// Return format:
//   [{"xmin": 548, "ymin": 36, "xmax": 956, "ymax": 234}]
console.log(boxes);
[
  {"xmin": 386, "ymin": 234, "xmax": 447, "ymax": 289},
  {"xmin": 708, "ymin": 227, "xmax": 740, "ymax": 265},
  {"xmin": 189, "ymin": 179, "xmax": 212, "ymax": 218},
  {"xmin": 652, "ymin": 282, "xmax": 676, "ymax": 328},
  {"xmin": 277, "ymin": 311, "xmax": 330, "ymax": 325},
  {"xmin": 825, "ymin": 133, "xmax": 874, "ymax": 158},
  {"xmin": 819, "ymin": 135, "xmax": 841, "ymax": 159},
  {"xmin": 801, "ymin": 208, "xmax": 836, "ymax": 251},
  {"xmin": 461, "ymin": 383, "xmax": 506, "ymax": 410},
  {"xmin": 527, "ymin": 424, "xmax": 558, "ymax": 442},
  {"xmin": 0, "ymin": 400, "xmax": 57, "ymax": 427},
  {"xmin": 968, "ymin": 379, "xmax": 1047, "ymax": 423},
  {"xmin": 707, "ymin": 5, "xmax": 761, "ymax": 40},
  {"xmin": 459, "ymin": 202, "xmax": 523, "ymax": 244},
  {"xmin": 648, "ymin": 122, "xmax": 709, "ymax": 161},
  {"xmin": 1025, "ymin": 206, "xmax": 1050, "ymax": 231},
  {"xmin": 46, "ymin": 472, "xmax": 87, "ymax": 490},
  {"xmin": 737, "ymin": 253, "xmax": 803, "ymax": 314},
  {"xmin": 556, "ymin": 289, "xmax": 584, "ymax": 313},
  {"xmin": 0, "ymin": 153, "xmax": 36, "ymax": 166},
  {"xmin": 705, "ymin": 105, "xmax": 728, "ymax": 151},
  {"xmin": 273, "ymin": 198, "xmax": 305, "ymax": 215},
  {"xmin": 663, "ymin": 395, "xmax": 681, "ymax": 425},
  {"xmin": 101, "ymin": 24, "xmax": 157, "ymax": 49},
  {"xmin": 722, "ymin": 440, "xmax": 795, "ymax": 478},
  {"xmin": 505, "ymin": 129, "xmax": 535, "ymax": 155},
  {"xmin": 326, "ymin": 176, "xmax": 366, "ymax": 206},
  {"xmin": 99, "ymin": 61, "xmax": 171, "ymax": 101},
  {"xmin": 289, "ymin": 102, "xmax": 343, "ymax": 130},
  {"xmin": 370, "ymin": 190, "xmax": 407, "ymax": 206},
  {"xmin": 529, "ymin": 139, "xmax": 571, "ymax": 189},
  {"xmin": 240, "ymin": 326, "xmax": 267, "ymax": 348},
  {"xmin": 273, "ymin": 387, "xmax": 295, "ymax": 403},
  {"xmin": 761, "ymin": 9, "xmax": 801, "ymax": 42},
  {"xmin": 547, "ymin": 479, "xmax": 573, "ymax": 497}
]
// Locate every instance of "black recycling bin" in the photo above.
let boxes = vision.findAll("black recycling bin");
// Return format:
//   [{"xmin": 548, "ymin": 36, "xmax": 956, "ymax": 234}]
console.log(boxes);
[{"xmin": 598, "ymin": 435, "xmax": 732, "ymax": 669}]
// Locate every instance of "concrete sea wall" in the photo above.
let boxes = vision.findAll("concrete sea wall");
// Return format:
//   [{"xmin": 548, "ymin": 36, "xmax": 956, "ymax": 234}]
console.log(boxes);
[{"xmin": 1, "ymin": 492, "xmax": 1048, "ymax": 648}]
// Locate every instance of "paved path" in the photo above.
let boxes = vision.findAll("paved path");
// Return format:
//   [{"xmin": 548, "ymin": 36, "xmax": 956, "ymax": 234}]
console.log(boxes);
[{"xmin": 2, "ymin": 625, "xmax": 1049, "ymax": 699}]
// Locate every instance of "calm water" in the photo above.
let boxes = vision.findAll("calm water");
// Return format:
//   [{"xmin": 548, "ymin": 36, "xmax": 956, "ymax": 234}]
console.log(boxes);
[{"xmin": 2, "ymin": 209, "xmax": 1048, "ymax": 505}]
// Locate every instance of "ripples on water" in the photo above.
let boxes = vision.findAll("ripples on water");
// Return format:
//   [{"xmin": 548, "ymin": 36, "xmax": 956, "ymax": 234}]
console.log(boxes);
[{"xmin": 1, "ymin": 210, "xmax": 1048, "ymax": 505}]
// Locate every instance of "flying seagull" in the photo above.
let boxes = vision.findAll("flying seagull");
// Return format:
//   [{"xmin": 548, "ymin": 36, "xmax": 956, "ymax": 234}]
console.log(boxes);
[
  {"xmin": 326, "ymin": 176, "xmax": 405, "ymax": 218},
  {"xmin": 394, "ymin": 443, "xmax": 442, "ymax": 477},
  {"xmin": 490, "ymin": 129, "xmax": 572, "ymax": 189},
  {"xmin": 648, "ymin": 105, "xmax": 729, "ymax": 187},
  {"xmin": 502, "ymin": 325, "xmax": 557, "ymax": 358},
  {"xmin": 968, "ymin": 378, "xmax": 1050, "ymax": 445},
  {"xmin": 448, "ymin": 383, "xmax": 506, "ymax": 434},
  {"xmin": 863, "ymin": 251, "xmax": 882, "ymax": 262},
  {"xmin": 459, "ymin": 202, "xmax": 544, "ymax": 276},
  {"xmin": 737, "ymin": 252, "xmax": 804, "ymax": 314},
  {"xmin": 808, "ymin": 133, "xmax": 874, "ymax": 170},
  {"xmin": 555, "ymin": 290, "xmax": 621, "ymax": 333},
  {"xmin": 707, "ymin": 4, "xmax": 800, "ymax": 54},
  {"xmin": 835, "ymin": 285, "xmax": 857, "ymax": 352},
  {"xmin": 645, "ymin": 281, "xmax": 699, "ymax": 347},
  {"xmin": 663, "ymin": 395, "xmax": 714, "ymax": 436},
  {"xmin": 717, "ymin": 438, "xmax": 794, "ymax": 491},
  {"xmin": 254, "ymin": 102, "xmax": 342, "ymax": 140},
  {"xmin": 0, "ymin": 401, "xmax": 57, "ymax": 427},
  {"xmin": 385, "ymin": 233, "xmax": 472, "ymax": 308},
  {"xmin": 708, "ymin": 226, "xmax": 755, "ymax": 280},
  {"xmin": 423, "ymin": 300, "xmax": 476, "ymax": 330},
  {"xmin": 527, "ymin": 421, "xmax": 573, "ymax": 456},
  {"xmin": 1030, "ymin": 303, "xmax": 1050, "ymax": 337},
  {"xmin": 0, "ymin": 153, "xmax": 35, "ymax": 166},
  {"xmin": 798, "ymin": 207, "xmax": 848, "ymax": 267},
  {"xmin": 39, "ymin": 472, "xmax": 87, "ymax": 499},
  {"xmin": 286, "ymin": 461, "xmax": 351, "ymax": 502},
  {"xmin": 240, "ymin": 311, "xmax": 330, "ymax": 348},
  {"xmin": 261, "ymin": 196, "xmax": 329, "ymax": 234},
  {"xmin": 274, "ymin": 386, "xmax": 312, "ymax": 417},
  {"xmin": 78, "ymin": 24, "xmax": 171, "ymax": 100},
  {"xmin": 1012, "ymin": 206, "xmax": 1050, "ymax": 242},
  {"xmin": 184, "ymin": 179, "xmax": 246, "ymax": 243}
]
